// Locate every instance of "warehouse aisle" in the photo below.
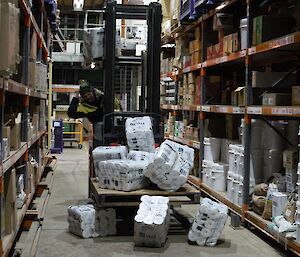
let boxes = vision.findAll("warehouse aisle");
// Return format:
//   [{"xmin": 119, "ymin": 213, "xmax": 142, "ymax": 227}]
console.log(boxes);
[{"xmin": 35, "ymin": 148, "xmax": 288, "ymax": 257}]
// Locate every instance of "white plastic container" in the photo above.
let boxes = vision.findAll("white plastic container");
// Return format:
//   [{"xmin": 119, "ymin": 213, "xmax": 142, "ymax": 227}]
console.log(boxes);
[
  {"xmin": 228, "ymin": 145, "xmax": 236, "ymax": 172},
  {"xmin": 202, "ymin": 160, "xmax": 210, "ymax": 186},
  {"xmin": 240, "ymin": 18, "xmax": 247, "ymax": 50},
  {"xmin": 227, "ymin": 171, "xmax": 234, "ymax": 202},
  {"xmin": 210, "ymin": 163, "xmax": 228, "ymax": 192},
  {"xmin": 232, "ymin": 175, "xmax": 241, "ymax": 205},
  {"xmin": 204, "ymin": 137, "xmax": 221, "ymax": 162}
]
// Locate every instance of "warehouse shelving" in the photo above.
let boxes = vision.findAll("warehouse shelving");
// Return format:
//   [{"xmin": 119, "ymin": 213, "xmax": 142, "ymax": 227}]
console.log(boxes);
[
  {"xmin": 0, "ymin": 0, "xmax": 51, "ymax": 256},
  {"xmin": 161, "ymin": 0, "xmax": 300, "ymax": 254}
]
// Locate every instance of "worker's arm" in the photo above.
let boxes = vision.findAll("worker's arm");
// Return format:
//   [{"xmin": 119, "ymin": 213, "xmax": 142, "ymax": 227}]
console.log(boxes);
[{"xmin": 68, "ymin": 97, "xmax": 82, "ymax": 119}]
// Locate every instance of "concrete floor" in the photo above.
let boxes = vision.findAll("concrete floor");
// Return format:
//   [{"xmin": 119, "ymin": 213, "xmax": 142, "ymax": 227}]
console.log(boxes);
[{"xmin": 35, "ymin": 147, "xmax": 289, "ymax": 257}]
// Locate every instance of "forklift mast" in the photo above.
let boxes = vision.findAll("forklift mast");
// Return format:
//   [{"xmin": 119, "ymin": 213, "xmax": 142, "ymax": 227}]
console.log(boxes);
[
  {"xmin": 100, "ymin": 1, "xmax": 163, "ymax": 145},
  {"xmin": 103, "ymin": 1, "xmax": 162, "ymax": 115}
]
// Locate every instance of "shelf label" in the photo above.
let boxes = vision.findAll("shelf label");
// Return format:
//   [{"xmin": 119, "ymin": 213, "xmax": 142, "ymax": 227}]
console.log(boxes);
[
  {"xmin": 249, "ymin": 47, "xmax": 256, "ymax": 55},
  {"xmin": 217, "ymin": 106, "xmax": 228, "ymax": 113},
  {"xmin": 271, "ymin": 108, "xmax": 293, "ymax": 115},
  {"xmin": 202, "ymin": 61, "xmax": 207, "ymax": 68},
  {"xmin": 202, "ymin": 106, "xmax": 211, "ymax": 112},
  {"xmin": 269, "ymin": 35, "xmax": 295, "ymax": 49},
  {"xmin": 233, "ymin": 107, "xmax": 244, "ymax": 114},
  {"xmin": 193, "ymin": 142, "xmax": 200, "ymax": 149},
  {"xmin": 196, "ymin": 106, "xmax": 201, "ymax": 111},
  {"xmin": 216, "ymin": 56, "xmax": 228, "ymax": 64},
  {"xmin": 247, "ymin": 107, "xmax": 262, "ymax": 114}
]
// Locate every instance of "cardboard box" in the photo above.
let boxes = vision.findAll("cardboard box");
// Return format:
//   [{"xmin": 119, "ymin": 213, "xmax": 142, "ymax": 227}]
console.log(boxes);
[
  {"xmin": 262, "ymin": 93, "xmax": 291, "ymax": 106},
  {"xmin": 32, "ymin": 113, "xmax": 39, "ymax": 134},
  {"xmin": 283, "ymin": 149, "xmax": 298, "ymax": 169},
  {"xmin": 214, "ymin": 42, "xmax": 224, "ymax": 58},
  {"xmin": 292, "ymin": 86, "xmax": 300, "ymax": 105},
  {"xmin": 192, "ymin": 51, "xmax": 201, "ymax": 65},
  {"xmin": 213, "ymin": 13, "xmax": 233, "ymax": 31},
  {"xmin": 207, "ymin": 45, "xmax": 214, "ymax": 60},
  {"xmin": 233, "ymin": 87, "xmax": 266, "ymax": 106},
  {"xmin": 284, "ymin": 201, "xmax": 296, "ymax": 223},
  {"xmin": 272, "ymin": 192, "xmax": 288, "ymax": 219},
  {"xmin": 232, "ymin": 32, "xmax": 239, "ymax": 52},
  {"xmin": 29, "ymin": 60, "xmax": 36, "ymax": 88},
  {"xmin": 195, "ymin": 76, "xmax": 201, "ymax": 104},
  {"xmin": 223, "ymin": 35, "xmax": 229, "ymax": 55},
  {"xmin": 252, "ymin": 71, "xmax": 297, "ymax": 88},
  {"xmin": 195, "ymin": 27, "xmax": 201, "ymax": 39},
  {"xmin": 10, "ymin": 123, "xmax": 21, "ymax": 151},
  {"xmin": 4, "ymin": 169, "xmax": 17, "ymax": 234}
]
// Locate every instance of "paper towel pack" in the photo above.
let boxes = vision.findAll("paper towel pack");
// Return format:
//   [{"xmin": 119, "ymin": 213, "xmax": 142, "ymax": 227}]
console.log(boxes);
[
  {"xmin": 134, "ymin": 195, "xmax": 170, "ymax": 247},
  {"xmin": 188, "ymin": 198, "xmax": 228, "ymax": 246},
  {"xmin": 125, "ymin": 116, "xmax": 156, "ymax": 153},
  {"xmin": 144, "ymin": 140, "xmax": 194, "ymax": 191},
  {"xmin": 16, "ymin": 174, "xmax": 26, "ymax": 209}
]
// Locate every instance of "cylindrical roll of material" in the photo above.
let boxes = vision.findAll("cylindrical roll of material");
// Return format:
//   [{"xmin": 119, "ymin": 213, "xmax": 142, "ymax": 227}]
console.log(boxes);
[{"xmin": 263, "ymin": 121, "xmax": 286, "ymax": 150}]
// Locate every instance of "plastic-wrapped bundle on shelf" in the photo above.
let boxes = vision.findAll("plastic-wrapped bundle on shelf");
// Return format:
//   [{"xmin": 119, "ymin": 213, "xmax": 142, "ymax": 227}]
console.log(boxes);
[
  {"xmin": 144, "ymin": 140, "xmax": 194, "ymax": 192},
  {"xmin": 125, "ymin": 116, "xmax": 155, "ymax": 153},
  {"xmin": 92, "ymin": 146, "xmax": 128, "ymax": 177},
  {"xmin": 95, "ymin": 208, "xmax": 117, "ymax": 237},
  {"xmin": 134, "ymin": 195, "xmax": 170, "ymax": 247},
  {"xmin": 188, "ymin": 198, "xmax": 228, "ymax": 246},
  {"xmin": 204, "ymin": 137, "xmax": 222, "ymax": 162},
  {"xmin": 127, "ymin": 151, "xmax": 155, "ymax": 163},
  {"xmin": 67, "ymin": 205, "xmax": 98, "ymax": 239},
  {"xmin": 97, "ymin": 160, "xmax": 149, "ymax": 191},
  {"xmin": 16, "ymin": 174, "xmax": 26, "ymax": 209}
]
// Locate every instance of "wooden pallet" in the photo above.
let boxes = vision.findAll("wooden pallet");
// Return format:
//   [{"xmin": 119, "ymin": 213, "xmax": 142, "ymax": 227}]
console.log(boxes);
[{"xmin": 90, "ymin": 178, "xmax": 201, "ymax": 208}]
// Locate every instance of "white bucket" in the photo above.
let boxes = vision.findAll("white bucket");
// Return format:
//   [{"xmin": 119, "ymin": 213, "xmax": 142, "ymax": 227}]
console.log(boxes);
[
  {"xmin": 232, "ymin": 176, "xmax": 240, "ymax": 205},
  {"xmin": 240, "ymin": 18, "xmax": 247, "ymax": 50},
  {"xmin": 210, "ymin": 163, "xmax": 227, "ymax": 191},
  {"xmin": 204, "ymin": 137, "xmax": 221, "ymax": 162},
  {"xmin": 227, "ymin": 175, "xmax": 234, "ymax": 202},
  {"xmin": 228, "ymin": 145, "xmax": 236, "ymax": 171}
]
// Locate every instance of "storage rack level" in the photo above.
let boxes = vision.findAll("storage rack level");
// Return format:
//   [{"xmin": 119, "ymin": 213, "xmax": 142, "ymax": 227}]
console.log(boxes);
[
  {"xmin": 160, "ymin": 0, "xmax": 300, "ymax": 255},
  {"xmin": 0, "ymin": 0, "xmax": 51, "ymax": 256},
  {"xmin": 63, "ymin": 121, "xmax": 83, "ymax": 149}
]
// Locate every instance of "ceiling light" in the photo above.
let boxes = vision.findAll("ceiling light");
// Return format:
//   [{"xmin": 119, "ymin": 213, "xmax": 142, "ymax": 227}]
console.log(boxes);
[{"xmin": 73, "ymin": 0, "xmax": 84, "ymax": 11}]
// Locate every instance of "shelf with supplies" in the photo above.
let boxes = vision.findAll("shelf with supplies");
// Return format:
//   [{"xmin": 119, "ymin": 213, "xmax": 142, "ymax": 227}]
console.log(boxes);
[
  {"xmin": 247, "ymin": 106, "xmax": 300, "ymax": 117},
  {"xmin": 2, "ymin": 131, "xmax": 46, "ymax": 175},
  {"xmin": 202, "ymin": 105, "xmax": 245, "ymax": 114},
  {"xmin": 166, "ymin": 135, "xmax": 200, "ymax": 150},
  {"xmin": 19, "ymin": 0, "xmax": 49, "ymax": 55},
  {"xmin": 245, "ymin": 211, "xmax": 300, "ymax": 256},
  {"xmin": 161, "ymin": 0, "xmax": 300, "ymax": 254},
  {"xmin": 161, "ymin": 104, "xmax": 201, "ymax": 111},
  {"xmin": 1, "ymin": 79, "xmax": 47, "ymax": 99}
]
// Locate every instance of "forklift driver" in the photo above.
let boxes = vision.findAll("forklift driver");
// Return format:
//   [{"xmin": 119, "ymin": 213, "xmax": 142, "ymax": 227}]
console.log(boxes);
[{"xmin": 68, "ymin": 80, "xmax": 122, "ymax": 123}]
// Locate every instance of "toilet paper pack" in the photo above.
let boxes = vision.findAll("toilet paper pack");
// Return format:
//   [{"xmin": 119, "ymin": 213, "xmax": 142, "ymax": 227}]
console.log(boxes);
[
  {"xmin": 134, "ymin": 195, "xmax": 170, "ymax": 247},
  {"xmin": 16, "ymin": 174, "xmax": 26, "ymax": 209},
  {"xmin": 188, "ymin": 198, "xmax": 228, "ymax": 246},
  {"xmin": 144, "ymin": 140, "xmax": 194, "ymax": 192},
  {"xmin": 68, "ymin": 205, "xmax": 117, "ymax": 238},
  {"xmin": 125, "ymin": 116, "xmax": 156, "ymax": 153},
  {"xmin": 97, "ymin": 159, "xmax": 150, "ymax": 191}
]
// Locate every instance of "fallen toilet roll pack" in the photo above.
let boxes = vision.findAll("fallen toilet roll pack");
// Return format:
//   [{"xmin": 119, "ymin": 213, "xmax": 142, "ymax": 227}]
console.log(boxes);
[
  {"xmin": 67, "ymin": 205, "xmax": 116, "ymax": 238},
  {"xmin": 134, "ymin": 195, "xmax": 170, "ymax": 247},
  {"xmin": 144, "ymin": 140, "xmax": 194, "ymax": 192},
  {"xmin": 188, "ymin": 198, "xmax": 228, "ymax": 246}
]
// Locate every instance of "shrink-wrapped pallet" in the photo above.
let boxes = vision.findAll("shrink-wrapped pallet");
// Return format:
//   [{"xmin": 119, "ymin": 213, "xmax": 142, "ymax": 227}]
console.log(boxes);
[
  {"xmin": 125, "ymin": 116, "xmax": 155, "ymax": 153},
  {"xmin": 144, "ymin": 140, "xmax": 194, "ymax": 191},
  {"xmin": 188, "ymin": 198, "xmax": 228, "ymax": 246},
  {"xmin": 134, "ymin": 195, "xmax": 170, "ymax": 247}
]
